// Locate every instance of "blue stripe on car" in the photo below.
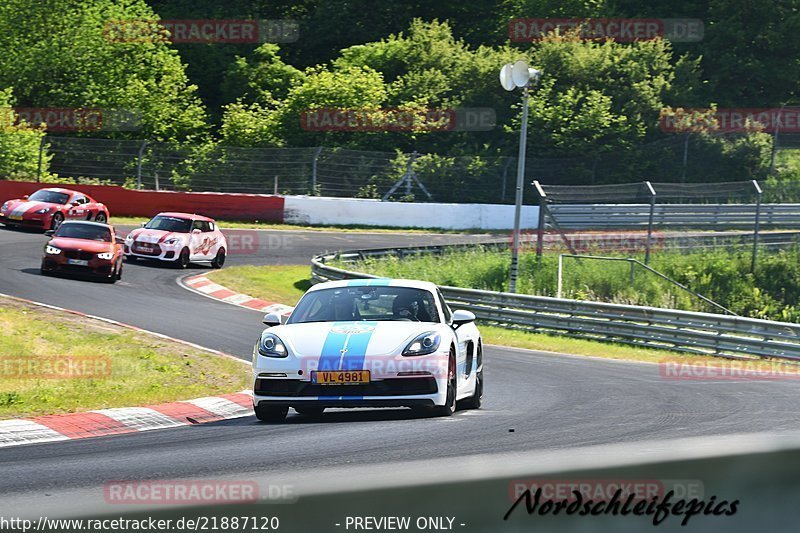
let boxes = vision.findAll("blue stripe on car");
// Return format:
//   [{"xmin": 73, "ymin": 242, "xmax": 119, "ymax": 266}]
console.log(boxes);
[
  {"xmin": 317, "ymin": 322, "xmax": 350, "ymax": 372},
  {"xmin": 346, "ymin": 278, "xmax": 391, "ymax": 287}
]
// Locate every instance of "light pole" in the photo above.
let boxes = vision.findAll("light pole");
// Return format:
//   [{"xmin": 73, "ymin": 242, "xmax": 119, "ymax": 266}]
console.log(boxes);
[{"xmin": 500, "ymin": 60, "xmax": 541, "ymax": 293}]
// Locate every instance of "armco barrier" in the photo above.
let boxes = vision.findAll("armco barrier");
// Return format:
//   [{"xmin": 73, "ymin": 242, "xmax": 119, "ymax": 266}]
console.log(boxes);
[
  {"xmin": 549, "ymin": 203, "xmax": 800, "ymax": 229},
  {"xmin": 0, "ymin": 181, "xmax": 284, "ymax": 222},
  {"xmin": 311, "ymin": 246, "xmax": 800, "ymax": 360}
]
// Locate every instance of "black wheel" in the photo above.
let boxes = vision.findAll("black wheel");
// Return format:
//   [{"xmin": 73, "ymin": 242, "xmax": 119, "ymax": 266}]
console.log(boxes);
[
  {"xmin": 255, "ymin": 404, "xmax": 289, "ymax": 423},
  {"xmin": 125, "ymin": 254, "xmax": 137, "ymax": 262},
  {"xmin": 459, "ymin": 343, "xmax": 483, "ymax": 410},
  {"xmin": 211, "ymin": 248, "xmax": 226, "ymax": 269},
  {"xmin": 95, "ymin": 211, "xmax": 107, "ymax": 223},
  {"xmin": 40, "ymin": 263, "xmax": 50, "ymax": 276},
  {"xmin": 432, "ymin": 349, "xmax": 457, "ymax": 417},
  {"xmin": 177, "ymin": 247, "xmax": 190, "ymax": 269},
  {"xmin": 50, "ymin": 213, "xmax": 64, "ymax": 230},
  {"xmin": 294, "ymin": 406, "xmax": 325, "ymax": 416}
]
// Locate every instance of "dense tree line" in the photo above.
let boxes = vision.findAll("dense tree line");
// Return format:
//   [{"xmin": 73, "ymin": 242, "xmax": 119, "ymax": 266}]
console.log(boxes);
[{"xmin": 0, "ymin": 0, "xmax": 797, "ymax": 190}]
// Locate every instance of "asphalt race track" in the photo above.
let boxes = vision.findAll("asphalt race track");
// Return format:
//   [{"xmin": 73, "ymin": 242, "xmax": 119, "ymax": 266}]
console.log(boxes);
[{"xmin": 2, "ymin": 225, "xmax": 800, "ymax": 519}]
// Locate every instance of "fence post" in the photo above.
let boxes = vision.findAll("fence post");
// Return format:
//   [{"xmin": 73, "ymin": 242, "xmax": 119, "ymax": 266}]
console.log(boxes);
[
  {"xmin": 644, "ymin": 181, "xmax": 657, "ymax": 265},
  {"xmin": 533, "ymin": 180, "xmax": 547, "ymax": 260},
  {"xmin": 557, "ymin": 254, "xmax": 563, "ymax": 298},
  {"xmin": 135, "ymin": 140, "xmax": 147, "ymax": 190},
  {"xmin": 274, "ymin": 176, "xmax": 279, "ymax": 195},
  {"xmin": 311, "ymin": 146, "xmax": 323, "ymax": 194},
  {"xmin": 36, "ymin": 135, "xmax": 46, "ymax": 182},
  {"xmin": 681, "ymin": 133, "xmax": 690, "ymax": 182},
  {"xmin": 751, "ymin": 180, "xmax": 763, "ymax": 273}
]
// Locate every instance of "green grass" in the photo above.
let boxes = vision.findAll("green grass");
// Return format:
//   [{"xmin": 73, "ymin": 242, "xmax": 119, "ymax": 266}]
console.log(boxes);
[
  {"xmin": 0, "ymin": 298, "xmax": 249, "ymax": 418},
  {"xmin": 109, "ymin": 216, "xmax": 492, "ymax": 235},
  {"xmin": 206, "ymin": 265, "xmax": 729, "ymax": 365},
  {"xmin": 208, "ymin": 265, "xmax": 312, "ymax": 305},
  {"xmin": 339, "ymin": 246, "xmax": 800, "ymax": 323}
]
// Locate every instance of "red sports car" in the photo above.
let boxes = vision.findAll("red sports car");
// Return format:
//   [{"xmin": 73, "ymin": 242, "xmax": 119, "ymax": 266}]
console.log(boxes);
[
  {"xmin": 41, "ymin": 221, "xmax": 124, "ymax": 283},
  {"xmin": 0, "ymin": 187, "xmax": 109, "ymax": 231}
]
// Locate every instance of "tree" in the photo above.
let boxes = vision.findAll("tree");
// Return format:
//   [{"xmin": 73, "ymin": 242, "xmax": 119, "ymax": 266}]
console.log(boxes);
[
  {"xmin": 0, "ymin": 88, "xmax": 49, "ymax": 181},
  {"xmin": 0, "ymin": 0, "xmax": 207, "ymax": 142}
]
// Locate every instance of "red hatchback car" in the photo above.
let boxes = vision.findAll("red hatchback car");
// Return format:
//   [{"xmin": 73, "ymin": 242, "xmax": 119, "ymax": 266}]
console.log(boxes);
[
  {"xmin": 41, "ymin": 221, "xmax": 124, "ymax": 283},
  {"xmin": 0, "ymin": 187, "xmax": 109, "ymax": 231}
]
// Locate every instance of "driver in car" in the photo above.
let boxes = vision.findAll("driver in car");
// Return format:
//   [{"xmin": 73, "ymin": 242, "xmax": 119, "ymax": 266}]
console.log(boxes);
[{"xmin": 392, "ymin": 293, "xmax": 422, "ymax": 320}]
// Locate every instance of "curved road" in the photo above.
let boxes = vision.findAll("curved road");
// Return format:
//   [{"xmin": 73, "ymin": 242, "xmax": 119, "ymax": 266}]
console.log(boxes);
[{"xmin": 2, "ymin": 225, "xmax": 800, "ymax": 520}]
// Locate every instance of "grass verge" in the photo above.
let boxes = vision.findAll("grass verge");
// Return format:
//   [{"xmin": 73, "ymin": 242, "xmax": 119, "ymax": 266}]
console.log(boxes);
[
  {"xmin": 206, "ymin": 265, "xmax": 731, "ymax": 365},
  {"xmin": 110, "ymin": 216, "xmax": 492, "ymax": 235},
  {"xmin": 0, "ymin": 298, "xmax": 249, "ymax": 419}
]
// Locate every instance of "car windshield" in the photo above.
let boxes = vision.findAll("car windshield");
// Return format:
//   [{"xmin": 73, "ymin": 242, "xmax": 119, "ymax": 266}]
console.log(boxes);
[
  {"xmin": 29, "ymin": 190, "xmax": 70, "ymax": 204},
  {"xmin": 54, "ymin": 223, "xmax": 111, "ymax": 242},
  {"xmin": 288, "ymin": 286, "xmax": 440, "ymax": 324},
  {"xmin": 145, "ymin": 215, "xmax": 192, "ymax": 233}
]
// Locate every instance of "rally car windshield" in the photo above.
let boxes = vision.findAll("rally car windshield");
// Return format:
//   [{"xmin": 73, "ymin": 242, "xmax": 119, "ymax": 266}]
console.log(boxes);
[
  {"xmin": 28, "ymin": 190, "xmax": 70, "ymax": 204},
  {"xmin": 145, "ymin": 216, "xmax": 192, "ymax": 233},
  {"xmin": 54, "ymin": 223, "xmax": 112, "ymax": 242},
  {"xmin": 288, "ymin": 286, "xmax": 440, "ymax": 324}
]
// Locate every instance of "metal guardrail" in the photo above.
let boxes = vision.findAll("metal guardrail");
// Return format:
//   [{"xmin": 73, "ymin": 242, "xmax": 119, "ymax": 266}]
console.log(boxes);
[
  {"xmin": 548, "ymin": 203, "xmax": 800, "ymax": 229},
  {"xmin": 311, "ymin": 246, "xmax": 800, "ymax": 361}
]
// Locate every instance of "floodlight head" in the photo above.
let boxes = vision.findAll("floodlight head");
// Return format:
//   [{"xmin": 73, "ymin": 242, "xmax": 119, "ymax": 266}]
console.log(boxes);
[
  {"xmin": 500, "ymin": 63, "xmax": 515, "ymax": 91},
  {"xmin": 511, "ymin": 60, "xmax": 530, "ymax": 88}
]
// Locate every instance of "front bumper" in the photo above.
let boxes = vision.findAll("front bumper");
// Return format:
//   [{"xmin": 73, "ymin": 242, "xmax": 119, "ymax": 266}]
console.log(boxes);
[
  {"xmin": 124, "ymin": 241, "xmax": 179, "ymax": 261},
  {"xmin": 252, "ymin": 375, "xmax": 445, "ymax": 409},
  {"xmin": 0, "ymin": 213, "xmax": 48, "ymax": 229},
  {"xmin": 42, "ymin": 254, "xmax": 116, "ymax": 277}
]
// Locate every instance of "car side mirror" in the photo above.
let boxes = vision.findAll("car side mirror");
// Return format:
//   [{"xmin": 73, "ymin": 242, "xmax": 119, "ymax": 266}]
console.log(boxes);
[
  {"xmin": 44, "ymin": 230, "xmax": 54, "ymax": 237},
  {"xmin": 115, "ymin": 236, "xmax": 124, "ymax": 244},
  {"xmin": 140, "ymin": 222, "xmax": 146, "ymax": 228},
  {"xmin": 451, "ymin": 309, "xmax": 476, "ymax": 329},
  {"xmin": 71, "ymin": 201, "xmax": 80, "ymax": 206},
  {"xmin": 22, "ymin": 194, "xmax": 28, "ymax": 200},
  {"xmin": 263, "ymin": 312, "xmax": 282, "ymax": 327}
]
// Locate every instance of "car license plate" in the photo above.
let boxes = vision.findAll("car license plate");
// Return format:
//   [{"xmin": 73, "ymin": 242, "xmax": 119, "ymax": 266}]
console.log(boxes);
[
  {"xmin": 312, "ymin": 370, "xmax": 370, "ymax": 385},
  {"xmin": 8, "ymin": 215, "xmax": 22, "ymax": 221},
  {"xmin": 67, "ymin": 259, "xmax": 89, "ymax": 266}
]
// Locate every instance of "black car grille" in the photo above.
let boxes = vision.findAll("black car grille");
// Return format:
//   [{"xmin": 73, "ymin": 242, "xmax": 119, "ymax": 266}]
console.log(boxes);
[
  {"xmin": 64, "ymin": 251, "xmax": 94, "ymax": 260},
  {"xmin": 254, "ymin": 377, "xmax": 438, "ymax": 397}
]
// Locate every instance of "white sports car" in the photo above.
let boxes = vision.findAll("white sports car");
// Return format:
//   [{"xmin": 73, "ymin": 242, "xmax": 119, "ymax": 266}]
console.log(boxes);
[
  {"xmin": 124, "ymin": 212, "xmax": 227, "ymax": 268},
  {"xmin": 252, "ymin": 279, "xmax": 484, "ymax": 422}
]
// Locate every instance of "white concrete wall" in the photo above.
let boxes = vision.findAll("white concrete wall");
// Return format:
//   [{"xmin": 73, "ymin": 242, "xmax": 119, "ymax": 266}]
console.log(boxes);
[{"xmin": 283, "ymin": 196, "xmax": 540, "ymax": 230}]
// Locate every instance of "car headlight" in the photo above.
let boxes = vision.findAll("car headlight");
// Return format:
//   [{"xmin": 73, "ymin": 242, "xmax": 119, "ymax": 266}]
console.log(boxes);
[
  {"xmin": 97, "ymin": 252, "xmax": 114, "ymax": 260},
  {"xmin": 45, "ymin": 245, "xmax": 61, "ymax": 255},
  {"xmin": 403, "ymin": 331, "xmax": 441, "ymax": 356},
  {"xmin": 164, "ymin": 237, "xmax": 181, "ymax": 245},
  {"xmin": 258, "ymin": 332, "xmax": 287, "ymax": 358},
  {"xmin": 1, "ymin": 202, "xmax": 9, "ymax": 212},
  {"xmin": 34, "ymin": 207, "xmax": 50, "ymax": 214}
]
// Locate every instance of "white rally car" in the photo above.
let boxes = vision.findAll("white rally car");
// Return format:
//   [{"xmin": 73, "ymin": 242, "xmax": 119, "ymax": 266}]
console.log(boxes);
[
  {"xmin": 252, "ymin": 279, "xmax": 483, "ymax": 422},
  {"xmin": 124, "ymin": 212, "xmax": 227, "ymax": 268}
]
